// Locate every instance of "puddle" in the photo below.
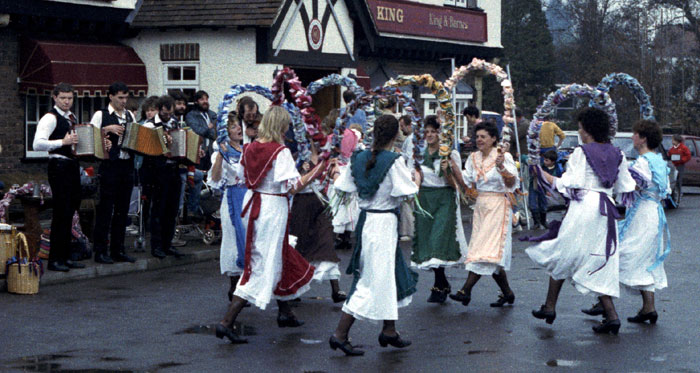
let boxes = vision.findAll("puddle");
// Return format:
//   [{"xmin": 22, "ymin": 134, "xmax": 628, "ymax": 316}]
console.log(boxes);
[
  {"xmin": 467, "ymin": 350, "xmax": 498, "ymax": 355},
  {"xmin": 177, "ymin": 322, "xmax": 257, "ymax": 336},
  {"xmin": 546, "ymin": 359, "xmax": 581, "ymax": 367},
  {"xmin": 300, "ymin": 339, "xmax": 323, "ymax": 344}
]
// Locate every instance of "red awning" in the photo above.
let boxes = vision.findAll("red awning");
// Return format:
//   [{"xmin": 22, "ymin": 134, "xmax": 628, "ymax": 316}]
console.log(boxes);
[{"xmin": 19, "ymin": 39, "xmax": 148, "ymax": 97}]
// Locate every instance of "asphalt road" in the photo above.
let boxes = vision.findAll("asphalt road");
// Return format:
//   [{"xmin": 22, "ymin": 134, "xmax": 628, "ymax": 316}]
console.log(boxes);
[{"xmin": 2, "ymin": 194, "xmax": 700, "ymax": 372}]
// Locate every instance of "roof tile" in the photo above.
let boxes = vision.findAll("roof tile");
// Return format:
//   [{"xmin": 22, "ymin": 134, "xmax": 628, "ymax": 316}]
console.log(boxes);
[{"xmin": 131, "ymin": 0, "xmax": 283, "ymax": 28}]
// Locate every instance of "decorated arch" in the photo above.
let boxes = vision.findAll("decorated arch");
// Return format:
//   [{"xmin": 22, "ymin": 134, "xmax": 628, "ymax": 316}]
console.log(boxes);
[
  {"xmin": 271, "ymin": 68, "xmax": 317, "ymax": 162},
  {"xmin": 527, "ymin": 83, "xmax": 617, "ymax": 165},
  {"xmin": 592, "ymin": 72, "xmax": 655, "ymax": 122}
]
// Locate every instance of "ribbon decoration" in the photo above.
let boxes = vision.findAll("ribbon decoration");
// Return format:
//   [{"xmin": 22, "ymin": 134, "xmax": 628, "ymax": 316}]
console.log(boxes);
[
  {"xmin": 215, "ymin": 84, "xmax": 300, "ymax": 163},
  {"xmin": 527, "ymin": 84, "xmax": 617, "ymax": 165},
  {"xmin": 592, "ymin": 73, "xmax": 655, "ymax": 124},
  {"xmin": 385, "ymin": 74, "xmax": 455, "ymax": 158},
  {"xmin": 271, "ymin": 67, "xmax": 317, "ymax": 162},
  {"xmin": 368, "ymin": 86, "xmax": 425, "ymax": 168}
]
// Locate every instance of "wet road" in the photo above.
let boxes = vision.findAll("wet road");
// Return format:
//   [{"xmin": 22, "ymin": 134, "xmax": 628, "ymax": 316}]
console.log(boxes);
[{"xmin": 2, "ymin": 194, "xmax": 700, "ymax": 372}]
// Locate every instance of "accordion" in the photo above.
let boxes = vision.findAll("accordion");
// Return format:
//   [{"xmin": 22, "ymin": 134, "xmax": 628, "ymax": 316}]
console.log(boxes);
[
  {"xmin": 72, "ymin": 124, "xmax": 108, "ymax": 159},
  {"xmin": 122, "ymin": 122, "xmax": 168, "ymax": 156},
  {"xmin": 168, "ymin": 128, "xmax": 202, "ymax": 165}
]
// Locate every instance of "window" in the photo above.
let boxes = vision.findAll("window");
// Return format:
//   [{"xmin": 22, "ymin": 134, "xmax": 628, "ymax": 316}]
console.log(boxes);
[
  {"xmin": 420, "ymin": 94, "xmax": 472, "ymax": 143},
  {"xmin": 24, "ymin": 94, "xmax": 108, "ymax": 158},
  {"xmin": 163, "ymin": 63, "xmax": 199, "ymax": 103}
]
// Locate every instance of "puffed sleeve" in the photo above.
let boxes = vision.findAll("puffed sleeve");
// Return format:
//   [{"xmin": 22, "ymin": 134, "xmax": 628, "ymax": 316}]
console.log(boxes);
[
  {"xmin": 450, "ymin": 149, "xmax": 462, "ymax": 169},
  {"xmin": 614, "ymin": 151, "xmax": 637, "ymax": 194},
  {"xmin": 555, "ymin": 147, "xmax": 587, "ymax": 194},
  {"xmin": 334, "ymin": 163, "xmax": 357, "ymax": 193},
  {"xmin": 461, "ymin": 153, "xmax": 476, "ymax": 186},
  {"xmin": 273, "ymin": 147, "xmax": 302, "ymax": 191},
  {"xmin": 502, "ymin": 152, "xmax": 519, "ymax": 192},
  {"xmin": 629, "ymin": 157, "xmax": 652, "ymax": 190},
  {"xmin": 390, "ymin": 158, "xmax": 418, "ymax": 197}
]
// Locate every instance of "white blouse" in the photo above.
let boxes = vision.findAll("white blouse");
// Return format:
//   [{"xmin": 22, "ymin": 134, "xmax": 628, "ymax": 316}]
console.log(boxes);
[
  {"xmin": 420, "ymin": 149, "xmax": 462, "ymax": 188},
  {"xmin": 207, "ymin": 150, "xmax": 245, "ymax": 190},
  {"xmin": 555, "ymin": 147, "xmax": 636, "ymax": 196},
  {"xmin": 462, "ymin": 150, "xmax": 518, "ymax": 193},
  {"xmin": 334, "ymin": 156, "xmax": 418, "ymax": 211},
  {"xmin": 251, "ymin": 147, "xmax": 301, "ymax": 194}
]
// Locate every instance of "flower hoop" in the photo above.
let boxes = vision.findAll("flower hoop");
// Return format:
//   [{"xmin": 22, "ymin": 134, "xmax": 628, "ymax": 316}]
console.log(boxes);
[
  {"xmin": 215, "ymin": 84, "xmax": 298, "ymax": 162},
  {"xmin": 306, "ymin": 74, "xmax": 368, "ymax": 153},
  {"xmin": 385, "ymin": 74, "xmax": 455, "ymax": 158},
  {"xmin": 528, "ymin": 83, "xmax": 617, "ymax": 165},
  {"xmin": 592, "ymin": 72, "xmax": 655, "ymax": 122},
  {"xmin": 368, "ymin": 86, "xmax": 424, "ymax": 168},
  {"xmin": 271, "ymin": 68, "xmax": 315, "ymax": 162},
  {"xmin": 445, "ymin": 57, "xmax": 516, "ymax": 126}
]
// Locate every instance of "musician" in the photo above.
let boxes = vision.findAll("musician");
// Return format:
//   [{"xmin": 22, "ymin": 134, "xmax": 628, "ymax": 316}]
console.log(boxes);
[
  {"xmin": 237, "ymin": 96, "xmax": 260, "ymax": 144},
  {"xmin": 32, "ymin": 83, "xmax": 86, "ymax": 272},
  {"xmin": 142, "ymin": 95, "xmax": 184, "ymax": 259},
  {"xmin": 184, "ymin": 90, "xmax": 216, "ymax": 217},
  {"xmin": 90, "ymin": 82, "xmax": 137, "ymax": 264},
  {"xmin": 170, "ymin": 90, "xmax": 189, "ymax": 124}
]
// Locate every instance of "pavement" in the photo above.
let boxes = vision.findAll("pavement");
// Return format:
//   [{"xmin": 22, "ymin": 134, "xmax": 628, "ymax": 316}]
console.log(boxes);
[{"xmin": 1, "ymin": 193, "xmax": 700, "ymax": 372}]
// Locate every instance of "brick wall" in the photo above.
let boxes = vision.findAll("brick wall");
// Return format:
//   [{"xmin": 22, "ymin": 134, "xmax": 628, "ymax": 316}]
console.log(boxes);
[{"xmin": 0, "ymin": 29, "xmax": 46, "ymax": 179}]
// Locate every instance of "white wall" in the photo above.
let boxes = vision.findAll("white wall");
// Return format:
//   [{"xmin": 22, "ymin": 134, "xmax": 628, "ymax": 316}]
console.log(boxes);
[
  {"xmin": 51, "ymin": 0, "xmax": 136, "ymax": 9},
  {"xmin": 272, "ymin": 0, "xmax": 354, "ymax": 55},
  {"xmin": 123, "ymin": 29, "xmax": 280, "ymax": 113}
]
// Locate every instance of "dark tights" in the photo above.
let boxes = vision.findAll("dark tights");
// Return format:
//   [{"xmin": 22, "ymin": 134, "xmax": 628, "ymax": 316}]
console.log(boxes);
[
  {"xmin": 543, "ymin": 276, "xmax": 619, "ymax": 321},
  {"xmin": 433, "ymin": 267, "xmax": 449, "ymax": 289},
  {"xmin": 458, "ymin": 270, "xmax": 513, "ymax": 296}
]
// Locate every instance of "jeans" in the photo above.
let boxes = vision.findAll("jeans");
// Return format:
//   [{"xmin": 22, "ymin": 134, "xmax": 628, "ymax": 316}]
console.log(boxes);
[{"xmin": 186, "ymin": 169, "xmax": 205, "ymax": 214}]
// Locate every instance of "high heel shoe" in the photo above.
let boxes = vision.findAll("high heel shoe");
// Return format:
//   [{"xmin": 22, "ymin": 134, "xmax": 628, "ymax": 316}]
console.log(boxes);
[
  {"xmin": 592, "ymin": 318, "xmax": 621, "ymax": 335},
  {"xmin": 427, "ymin": 286, "xmax": 451, "ymax": 304},
  {"xmin": 378, "ymin": 332, "xmax": 412, "ymax": 348},
  {"xmin": 532, "ymin": 305, "xmax": 556, "ymax": 324},
  {"xmin": 490, "ymin": 292, "xmax": 515, "ymax": 307},
  {"xmin": 329, "ymin": 336, "xmax": 364, "ymax": 356},
  {"xmin": 332, "ymin": 291, "xmax": 347, "ymax": 303},
  {"xmin": 277, "ymin": 313, "xmax": 304, "ymax": 328},
  {"xmin": 215, "ymin": 324, "xmax": 248, "ymax": 344},
  {"xmin": 627, "ymin": 310, "xmax": 658, "ymax": 324},
  {"xmin": 581, "ymin": 301, "xmax": 605, "ymax": 316},
  {"xmin": 449, "ymin": 289, "xmax": 471, "ymax": 306}
]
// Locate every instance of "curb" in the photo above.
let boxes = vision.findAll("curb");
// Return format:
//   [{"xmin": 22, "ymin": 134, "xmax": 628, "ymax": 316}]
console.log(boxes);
[{"xmin": 39, "ymin": 248, "xmax": 219, "ymax": 287}]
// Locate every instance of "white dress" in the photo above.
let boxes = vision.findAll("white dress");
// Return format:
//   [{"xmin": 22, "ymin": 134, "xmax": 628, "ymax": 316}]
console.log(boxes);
[
  {"xmin": 411, "ymin": 150, "xmax": 469, "ymax": 270},
  {"xmin": 461, "ymin": 151, "xmax": 518, "ymax": 275},
  {"xmin": 207, "ymin": 150, "xmax": 245, "ymax": 277},
  {"xmin": 233, "ymin": 148, "xmax": 311, "ymax": 309},
  {"xmin": 525, "ymin": 147, "xmax": 636, "ymax": 297},
  {"xmin": 618, "ymin": 156, "xmax": 669, "ymax": 292},
  {"xmin": 334, "ymin": 158, "xmax": 418, "ymax": 321},
  {"xmin": 329, "ymin": 165, "xmax": 360, "ymax": 233}
]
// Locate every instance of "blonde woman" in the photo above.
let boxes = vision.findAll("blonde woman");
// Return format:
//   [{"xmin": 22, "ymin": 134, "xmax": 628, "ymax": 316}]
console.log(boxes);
[{"xmin": 215, "ymin": 106, "xmax": 326, "ymax": 344}]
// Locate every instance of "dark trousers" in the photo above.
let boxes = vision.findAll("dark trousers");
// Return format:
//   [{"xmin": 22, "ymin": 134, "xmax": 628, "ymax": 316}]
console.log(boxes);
[
  {"xmin": 150, "ymin": 163, "xmax": 182, "ymax": 252},
  {"xmin": 48, "ymin": 158, "xmax": 81, "ymax": 263},
  {"xmin": 93, "ymin": 159, "xmax": 135, "ymax": 256}
]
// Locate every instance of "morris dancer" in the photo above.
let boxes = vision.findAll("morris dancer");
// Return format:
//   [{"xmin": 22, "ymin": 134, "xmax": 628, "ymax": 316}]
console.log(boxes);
[
  {"xmin": 449, "ymin": 121, "xmax": 518, "ymax": 308},
  {"xmin": 329, "ymin": 115, "xmax": 419, "ymax": 357},
  {"xmin": 215, "ymin": 106, "xmax": 324, "ymax": 344},
  {"xmin": 582, "ymin": 120, "xmax": 671, "ymax": 324},
  {"xmin": 525, "ymin": 108, "xmax": 636, "ymax": 335},
  {"xmin": 289, "ymin": 141, "xmax": 346, "ymax": 303},
  {"xmin": 208, "ymin": 112, "xmax": 246, "ymax": 302},
  {"xmin": 330, "ymin": 123, "xmax": 363, "ymax": 250},
  {"xmin": 411, "ymin": 115, "xmax": 468, "ymax": 303}
]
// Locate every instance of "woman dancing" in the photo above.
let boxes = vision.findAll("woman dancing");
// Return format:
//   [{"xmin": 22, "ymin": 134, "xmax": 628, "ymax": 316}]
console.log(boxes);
[
  {"xmin": 449, "ymin": 121, "xmax": 518, "ymax": 308},
  {"xmin": 329, "ymin": 115, "xmax": 420, "ymax": 356},
  {"xmin": 411, "ymin": 115, "xmax": 468, "ymax": 303},
  {"xmin": 526, "ymin": 108, "xmax": 636, "ymax": 334},
  {"xmin": 215, "ymin": 106, "xmax": 326, "ymax": 344},
  {"xmin": 208, "ymin": 112, "xmax": 246, "ymax": 302}
]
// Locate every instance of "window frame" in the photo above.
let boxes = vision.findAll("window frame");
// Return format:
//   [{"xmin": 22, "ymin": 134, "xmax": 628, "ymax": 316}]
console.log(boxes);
[{"xmin": 162, "ymin": 62, "xmax": 200, "ymax": 101}]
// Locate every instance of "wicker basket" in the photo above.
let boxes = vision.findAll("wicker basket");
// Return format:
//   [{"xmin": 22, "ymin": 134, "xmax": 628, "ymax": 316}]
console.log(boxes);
[
  {"xmin": 6, "ymin": 233, "xmax": 40, "ymax": 295},
  {"xmin": 0, "ymin": 223, "xmax": 16, "ymax": 276}
]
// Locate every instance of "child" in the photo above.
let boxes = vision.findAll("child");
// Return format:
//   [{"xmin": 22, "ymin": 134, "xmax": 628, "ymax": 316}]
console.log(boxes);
[{"xmin": 529, "ymin": 149, "xmax": 561, "ymax": 229}]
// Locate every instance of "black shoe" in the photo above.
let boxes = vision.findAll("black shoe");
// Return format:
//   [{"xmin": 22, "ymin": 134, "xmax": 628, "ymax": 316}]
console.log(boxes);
[
  {"xmin": 277, "ymin": 313, "xmax": 304, "ymax": 328},
  {"xmin": 48, "ymin": 261, "xmax": 69, "ymax": 272},
  {"xmin": 151, "ymin": 249, "xmax": 166, "ymax": 259},
  {"xmin": 215, "ymin": 324, "xmax": 248, "ymax": 344},
  {"xmin": 94, "ymin": 253, "xmax": 114, "ymax": 264},
  {"xmin": 449, "ymin": 289, "xmax": 471, "ymax": 306},
  {"xmin": 329, "ymin": 336, "xmax": 364, "ymax": 356},
  {"xmin": 164, "ymin": 247, "xmax": 184, "ymax": 258},
  {"xmin": 65, "ymin": 260, "xmax": 86, "ymax": 269},
  {"xmin": 490, "ymin": 292, "xmax": 515, "ymax": 307},
  {"xmin": 427, "ymin": 286, "xmax": 450, "ymax": 304},
  {"xmin": 581, "ymin": 302, "xmax": 605, "ymax": 316},
  {"xmin": 532, "ymin": 305, "xmax": 556, "ymax": 324},
  {"xmin": 378, "ymin": 332, "xmax": 412, "ymax": 348},
  {"xmin": 592, "ymin": 318, "xmax": 621, "ymax": 335},
  {"xmin": 332, "ymin": 291, "xmax": 347, "ymax": 303},
  {"xmin": 627, "ymin": 310, "xmax": 658, "ymax": 324},
  {"xmin": 112, "ymin": 252, "xmax": 136, "ymax": 263}
]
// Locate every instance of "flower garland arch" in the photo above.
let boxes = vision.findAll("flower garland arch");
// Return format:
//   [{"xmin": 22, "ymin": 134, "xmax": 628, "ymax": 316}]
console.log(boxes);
[
  {"xmin": 592, "ymin": 72, "xmax": 655, "ymax": 122},
  {"xmin": 270, "ymin": 68, "xmax": 316, "ymax": 162}
]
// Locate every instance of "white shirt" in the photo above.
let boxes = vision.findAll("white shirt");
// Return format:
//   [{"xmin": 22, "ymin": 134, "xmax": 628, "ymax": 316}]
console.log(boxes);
[
  {"xmin": 90, "ymin": 104, "xmax": 135, "ymax": 160},
  {"xmin": 401, "ymin": 133, "xmax": 414, "ymax": 163},
  {"xmin": 421, "ymin": 149, "xmax": 461, "ymax": 188},
  {"xmin": 33, "ymin": 106, "xmax": 76, "ymax": 159}
]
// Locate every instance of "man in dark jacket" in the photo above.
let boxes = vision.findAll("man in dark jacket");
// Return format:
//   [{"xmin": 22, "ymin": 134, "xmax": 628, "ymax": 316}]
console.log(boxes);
[{"xmin": 184, "ymin": 90, "xmax": 216, "ymax": 216}]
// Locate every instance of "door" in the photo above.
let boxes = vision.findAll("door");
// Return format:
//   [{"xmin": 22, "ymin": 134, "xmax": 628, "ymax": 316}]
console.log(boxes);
[{"xmin": 292, "ymin": 67, "xmax": 341, "ymax": 124}]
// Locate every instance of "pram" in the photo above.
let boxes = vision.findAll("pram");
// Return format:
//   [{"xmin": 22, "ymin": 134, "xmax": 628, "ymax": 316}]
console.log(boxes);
[{"xmin": 173, "ymin": 182, "xmax": 222, "ymax": 245}]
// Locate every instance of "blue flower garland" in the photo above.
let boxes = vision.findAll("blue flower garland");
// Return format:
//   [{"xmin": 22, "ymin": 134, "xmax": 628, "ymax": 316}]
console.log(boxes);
[{"xmin": 592, "ymin": 72, "xmax": 655, "ymax": 121}]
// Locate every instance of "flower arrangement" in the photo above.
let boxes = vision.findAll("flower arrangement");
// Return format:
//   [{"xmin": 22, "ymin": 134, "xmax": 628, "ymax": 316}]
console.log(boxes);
[{"xmin": 271, "ymin": 68, "xmax": 314, "ymax": 162}]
